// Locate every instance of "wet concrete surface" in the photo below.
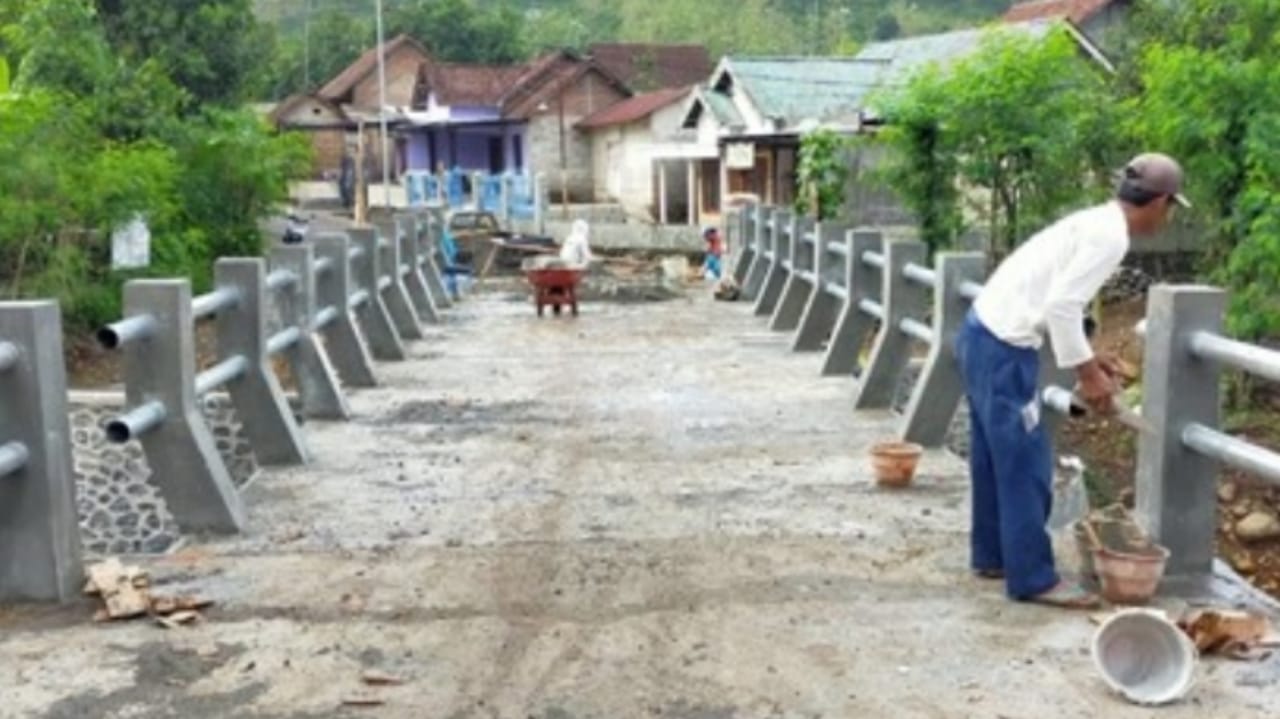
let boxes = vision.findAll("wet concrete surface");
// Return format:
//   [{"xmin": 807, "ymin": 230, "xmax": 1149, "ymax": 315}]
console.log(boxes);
[{"xmin": 2, "ymin": 288, "xmax": 1279, "ymax": 718}]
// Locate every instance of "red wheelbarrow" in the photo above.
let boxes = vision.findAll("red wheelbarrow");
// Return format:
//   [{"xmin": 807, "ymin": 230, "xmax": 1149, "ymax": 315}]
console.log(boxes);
[{"xmin": 524, "ymin": 266, "xmax": 584, "ymax": 317}]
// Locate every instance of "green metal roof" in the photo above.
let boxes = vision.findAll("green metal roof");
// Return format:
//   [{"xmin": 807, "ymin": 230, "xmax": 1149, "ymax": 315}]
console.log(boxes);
[
  {"xmin": 701, "ymin": 90, "xmax": 742, "ymax": 126},
  {"xmin": 719, "ymin": 57, "xmax": 885, "ymax": 126},
  {"xmin": 855, "ymin": 19, "xmax": 1058, "ymax": 87}
]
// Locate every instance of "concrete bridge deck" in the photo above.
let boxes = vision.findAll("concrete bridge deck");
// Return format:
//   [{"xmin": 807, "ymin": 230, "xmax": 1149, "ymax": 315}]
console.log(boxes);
[{"xmin": 2, "ymin": 290, "xmax": 1278, "ymax": 718}]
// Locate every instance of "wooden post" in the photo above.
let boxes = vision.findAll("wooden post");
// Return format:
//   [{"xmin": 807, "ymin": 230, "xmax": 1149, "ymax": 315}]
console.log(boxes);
[
  {"xmin": 687, "ymin": 160, "xmax": 697, "ymax": 227},
  {"xmin": 354, "ymin": 120, "xmax": 368, "ymax": 226},
  {"xmin": 658, "ymin": 161, "xmax": 668, "ymax": 225}
]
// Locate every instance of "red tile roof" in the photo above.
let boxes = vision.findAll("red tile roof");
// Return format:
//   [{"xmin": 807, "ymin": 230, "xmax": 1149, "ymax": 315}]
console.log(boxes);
[
  {"xmin": 419, "ymin": 64, "xmax": 528, "ymax": 106},
  {"xmin": 577, "ymin": 86, "xmax": 691, "ymax": 129},
  {"xmin": 318, "ymin": 34, "xmax": 431, "ymax": 104},
  {"xmin": 588, "ymin": 43, "xmax": 712, "ymax": 90},
  {"xmin": 1003, "ymin": 0, "xmax": 1117, "ymax": 24}
]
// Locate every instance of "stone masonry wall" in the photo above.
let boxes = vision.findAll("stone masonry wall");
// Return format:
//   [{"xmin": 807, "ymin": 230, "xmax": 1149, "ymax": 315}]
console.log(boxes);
[{"xmin": 68, "ymin": 392, "xmax": 259, "ymax": 556}]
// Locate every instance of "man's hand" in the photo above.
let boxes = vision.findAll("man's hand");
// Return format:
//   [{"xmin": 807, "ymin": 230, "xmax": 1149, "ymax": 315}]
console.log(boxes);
[
  {"xmin": 1097, "ymin": 352, "xmax": 1136, "ymax": 382},
  {"xmin": 1077, "ymin": 359, "xmax": 1118, "ymax": 415}
]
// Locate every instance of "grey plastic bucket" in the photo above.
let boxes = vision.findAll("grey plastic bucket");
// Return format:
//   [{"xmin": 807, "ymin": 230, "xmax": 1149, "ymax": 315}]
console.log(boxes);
[{"xmin": 1092, "ymin": 608, "xmax": 1198, "ymax": 705}]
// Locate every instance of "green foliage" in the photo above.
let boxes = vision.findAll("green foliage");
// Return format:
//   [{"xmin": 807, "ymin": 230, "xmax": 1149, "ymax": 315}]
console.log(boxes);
[
  {"xmin": 0, "ymin": 0, "xmax": 313, "ymax": 333},
  {"xmin": 870, "ymin": 28, "xmax": 1121, "ymax": 256},
  {"xmin": 389, "ymin": 0, "xmax": 526, "ymax": 63},
  {"xmin": 795, "ymin": 129, "xmax": 853, "ymax": 220},
  {"xmin": 95, "ymin": 0, "xmax": 275, "ymax": 108},
  {"xmin": 271, "ymin": 8, "xmax": 373, "ymax": 98},
  {"xmin": 1124, "ymin": 0, "xmax": 1280, "ymax": 339}
]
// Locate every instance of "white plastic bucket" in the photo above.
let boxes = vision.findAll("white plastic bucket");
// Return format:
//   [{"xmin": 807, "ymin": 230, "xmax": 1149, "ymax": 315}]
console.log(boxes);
[{"xmin": 1092, "ymin": 608, "xmax": 1198, "ymax": 705}]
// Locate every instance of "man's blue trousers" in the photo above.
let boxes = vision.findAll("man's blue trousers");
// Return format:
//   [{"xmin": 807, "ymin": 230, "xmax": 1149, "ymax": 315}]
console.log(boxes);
[{"xmin": 954, "ymin": 311, "xmax": 1059, "ymax": 599}]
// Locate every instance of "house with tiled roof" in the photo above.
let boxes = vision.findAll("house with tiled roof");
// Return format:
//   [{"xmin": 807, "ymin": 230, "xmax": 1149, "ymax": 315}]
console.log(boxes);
[
  {"xmin": 665, "ymin": 56, "xmax": 886, "ymax": 221},
  {"xmin": 576, "ymin": 86, "xmax": 693, "ymax": 221},
  {"xmin": 400, "ymin": 49, "xmax": 632, "ymax": 201},
  {"xmin": 1003, "ymin": 0, "xmax": 1133, "ymax": 53},
  {"xmin": 586, "ymin": 43, "xmax": 712, "ymax": 92}
]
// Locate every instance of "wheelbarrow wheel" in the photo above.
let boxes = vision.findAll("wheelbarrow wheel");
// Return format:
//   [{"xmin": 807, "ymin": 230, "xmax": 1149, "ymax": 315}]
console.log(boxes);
[
  {"xmin": 553, "ymin": 304, "xmax": 562, "ymax": 316},
  {"xmin": 536, "ymin": 301, "xmax": 545, "ymax": 317}
]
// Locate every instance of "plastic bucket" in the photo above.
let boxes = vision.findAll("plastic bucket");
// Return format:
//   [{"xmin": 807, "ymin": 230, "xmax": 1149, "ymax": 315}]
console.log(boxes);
[{"xmin": 1092, "ymin": 608, "xmax": 1197, "ymax": 706}]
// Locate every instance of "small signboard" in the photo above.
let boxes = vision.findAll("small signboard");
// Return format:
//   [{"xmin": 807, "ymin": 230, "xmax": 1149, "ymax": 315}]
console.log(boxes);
[
  {"xmin": 111, "ymin": 214, "xmax": 151, "ymax": 270},
  {"xmin": 725, "ymin": 142, "xmax": 755, "ymax": 170}
]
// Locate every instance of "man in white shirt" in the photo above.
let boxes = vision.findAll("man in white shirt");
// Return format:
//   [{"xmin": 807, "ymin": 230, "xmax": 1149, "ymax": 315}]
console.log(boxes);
[{"xmin": 956, "ymin": 153, "xmax": 1188, "ymax": 608}]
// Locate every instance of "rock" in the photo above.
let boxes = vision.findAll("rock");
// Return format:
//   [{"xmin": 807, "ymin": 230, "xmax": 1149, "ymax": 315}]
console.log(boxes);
[
  {"xmin": 1218, "ymin": 482, "xmax": 1238, "ymax": 504},
  {"xmin": 1235, "ymin": 511, "xmax": 1280, "ymax": 543},
  {"xmin": 1233, "ymin": 554, "xmax": 1256, "ymax": 574},
  {"xmin": 1233, "ymin": 501, "xmax": 1253, "ymax": 518}
]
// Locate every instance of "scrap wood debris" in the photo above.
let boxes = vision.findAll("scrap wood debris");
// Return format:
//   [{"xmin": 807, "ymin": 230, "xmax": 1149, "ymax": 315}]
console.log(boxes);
[
  {"xmin": 83, "ymin": 558, "xmax": 213, "ymax": 627},
  {"xmin": 1177, "ymin": 608, "xmax": 1280, "ymax": 660},
  {"xmin": 1090, "ymin": 607, "xmax": 1280, "ymax": 661}
]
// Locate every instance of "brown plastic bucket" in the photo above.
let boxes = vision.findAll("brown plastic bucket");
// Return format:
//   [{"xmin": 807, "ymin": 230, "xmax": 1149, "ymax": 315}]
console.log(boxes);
[
  {"xmin": 869, "ymin": 441, "xmax": 923, "ymax": 488},
  {"xmin": 1092, "ymin": 543, "xmax": 1171, "ymax": 605}
]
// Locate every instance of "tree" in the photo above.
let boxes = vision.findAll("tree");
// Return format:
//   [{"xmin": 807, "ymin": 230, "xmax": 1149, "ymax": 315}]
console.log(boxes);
[
  {"xmin": 870, "ymin": 28, "xmax": 1122, "ymax": 257},
  {"xmin": 873, "ymin": 12, "xmax": 902, "ymax": 41},
  {"xmin": 1124, "ymin": 0, "xmax": 1280, "ymax": 339},
  {"xmin": 271, "ymin": 8, "xmax": 374, "ymax": 98},
  {"xmin": 94, "ymin": 0, "xmax": 275, "ymax": 107},
  {"xmin": 388, "ymin": 0, "xmax": 526, "ymax": 63}
]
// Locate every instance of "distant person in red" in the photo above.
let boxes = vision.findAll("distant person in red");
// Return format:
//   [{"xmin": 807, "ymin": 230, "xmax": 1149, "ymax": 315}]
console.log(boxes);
[{"xmin": 702, "ymin": 226, "xmax": 723, "ymax": 279}]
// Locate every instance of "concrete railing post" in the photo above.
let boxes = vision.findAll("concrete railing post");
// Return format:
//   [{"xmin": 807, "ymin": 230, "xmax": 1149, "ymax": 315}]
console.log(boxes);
[
  {"xmin": 1136, "ymin": 285, "xmax": 1227, "ymax": 578},
  {"xmin": 770, "ymin": 214, "xmax": 817, "ymax": 332},
  {"xmin": 901, "ymin": 252, "xmax": 985, "ymax": 445},
  {"xmin": 414, "ymin": 210, "xmax": 453, "ymax": 309},
  {"xmin": 794, "ymin": 221, "xmax": 850, "ymax": 352},
  {"xmin": 373, "ymin": 228, "xmax": 426, "ymax": 340},
  {"xmin": 821, "ymin": 230, "xmax": 884, "ymax": 377},
  {"xmin": 349, "ymin": 228, "xmax": 408, "ymax": 361},
  {"xmin": 731, "ymin": 203, "xmax": 757, "ymax": 285},
  {"xmin": 395, "ymin": 214, "xmax": 440, "ymax": 324},
  {"xmin": 270, "ymin": 245, "xmax": 351, "ymax": 420},
  {"xmin": 117, "ymin": 280, "xmax": 245, "ymax": 532},
  {"xmin": 214, "ymin": 258, "xmax": 310, "ymax": 465},
  {"xmin": 312, "ymin": 233, "xmax": 378, "ymax": 388},
  {"xmin": 854, "ymin": 239, "xmax": 929, "ymax": 409},
  {"xmin": 742, "ymin": 205, "xmax": 773, "ymax": 300},
  {"xmin": 754, "ymin": 209, "xmax": 793, "ymax": 316},
  {"xmin": 0, "ymin": 301, "xmax": 83, "ymax": 602}
]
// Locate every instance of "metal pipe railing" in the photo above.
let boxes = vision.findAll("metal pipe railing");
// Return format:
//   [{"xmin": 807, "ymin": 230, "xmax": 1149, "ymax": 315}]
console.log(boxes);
[
  {"xmin": 0, "ymin": 341, "xmax": 17, "ymax": 373},
  {"xmin": 900, "ymin": 317, "xmax": 934, "ymax": 344},
  {"xmin": 105, "ymin": 400, "xmax": 167, "ymax": 443},
  {"xmin": 313, "ymin": 305, "xmax": 339, "ymax": 331},
  {"xmin": 862, "ymin": 250, "xmax": 885, "ymax": 269},
  {"xmin": 313, "ymin": 256, "xmax": 335, "ymax": 275},
  {"xmin": 903, "ymin": 262, "xmax": 936, "ymax": 287},
  {"xmin": 959, "ymin": 281, "xmax": 982, "ymax": 301},
  {"xmin": 96, "ymin": 314, "xmax": 157, "ymax": 350},
  {"xmin": 266, "ymin": 269, "xmax": 298, "ymax": 292},
  {"xmin": 859, "ymin": 298, "xmax": 884, "ymax": 320},
  {"xmin": 192, "ymin": 287, "xmax": 241, "ymax": 320},
  {"xmin": 0, "ymin": 440, "xmax": 29, "ymax": 478},
  {"xmin": 348, "ymin": 289, "xmax": 370, "ymax": 310},
  {"xmin": 1183, "ymin": 423, "xmax": 1280, "ymax": 487},
  {"xmin": 1190, "ymin": 331, "xmax": 1280, "ymax": 384},
  {"xmin": 195, "ymin": 355, "xmax": 249, "ymax": 397},
  {"xmin": 266, "ymin": 327, "xmax": 302, "ymax": 356}
]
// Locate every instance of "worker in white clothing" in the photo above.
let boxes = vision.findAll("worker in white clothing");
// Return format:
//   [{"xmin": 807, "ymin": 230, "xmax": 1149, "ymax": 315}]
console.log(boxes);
[
  {"xmin": 956, "ymin": 153, "xmax": 1189, "ymax": 608},
  {"xmin": 559, "ymin": 219, "xmax": 594, "ymax": 268}
]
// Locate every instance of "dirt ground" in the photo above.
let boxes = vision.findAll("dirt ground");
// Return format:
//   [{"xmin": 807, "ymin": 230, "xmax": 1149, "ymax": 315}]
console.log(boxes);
[
  {"xmin": 5, "ymin": 284, "xmax": 1278, "ymax": 718},
  {"xmin": 1059, "ymin": 298, "xmax": 1280, "ymax": 601}
]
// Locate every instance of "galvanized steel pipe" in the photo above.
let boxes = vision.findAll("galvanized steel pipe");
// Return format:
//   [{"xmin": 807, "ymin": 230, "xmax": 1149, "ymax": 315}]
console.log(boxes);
[
  {"xmin": 861, "ymin": 250, "xmax": 885, "ymax": 269},
  {"xmin": 903, "ymin": 262, "xmax": 936, "ymax": 287},
  {"xmin": 313, "ymin": 305, "xmax": 339, "ymax": 330},
  {"xmin": 1190, "ymin": 331, "xmax": 1280, "ymax": 384},
  {"xmin": 0, "ymin": 341, "xmax": 17, "ymax": 373},
  {"xmin": 192, "ymin": 287, "xmax": 241, "ymax": 320},
  {"xmin": 195, "ymin": 355, "xmax": 249, "ymax": 396},
  {"xmin": 899, "ymin": 317, "xmax": 935, "ymax": 344},
  {"xmin": 266, "ymin": 269, "xmax": 298, "ymax": 292},
  {"xmin": 266, "ymin": 327, "xmax": 302, "ymax": 356},
  {"xmin": 96, "ymin": 314, "xmax": 158, "ymax": 350},
  {"xmin": 859, "ymin": 298, "xmax": 885, "ymax": 320},
  {"xmin": 0, "ymin": 441, "xmax": 29, "ymax": 478},
  {"xmin": 105, "ymin": 400, "xmax": 167, "ymax": 443},
  {"xmin": 1183, "ymin": 423, "xmax": 1280, "ymax": 486}
]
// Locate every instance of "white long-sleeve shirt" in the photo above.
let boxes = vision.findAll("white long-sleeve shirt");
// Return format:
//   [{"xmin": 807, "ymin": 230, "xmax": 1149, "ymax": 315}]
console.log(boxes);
[{"xmin": 972, "ymin": 201, "xmax": 1129, "ymax": 369}]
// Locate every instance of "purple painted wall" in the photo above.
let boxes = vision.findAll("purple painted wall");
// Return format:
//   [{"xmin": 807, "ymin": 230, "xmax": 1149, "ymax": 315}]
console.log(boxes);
[
  {"xmin": 403, "ymin": 124, "xmax": 527, "ymax": 174},
  {"xmin": 450, "ymin": 105, "xmax": 502, "ymax": 122}
]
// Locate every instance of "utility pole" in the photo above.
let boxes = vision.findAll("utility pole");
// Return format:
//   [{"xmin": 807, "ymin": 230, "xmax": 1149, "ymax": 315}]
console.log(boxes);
[
  {"xmin": 303, "ymin": 0, "xmax": 312, "ymax": 89},
  {"xmin": 375, "ymin": 0, "xmax": 392, "ymax": 209}
]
